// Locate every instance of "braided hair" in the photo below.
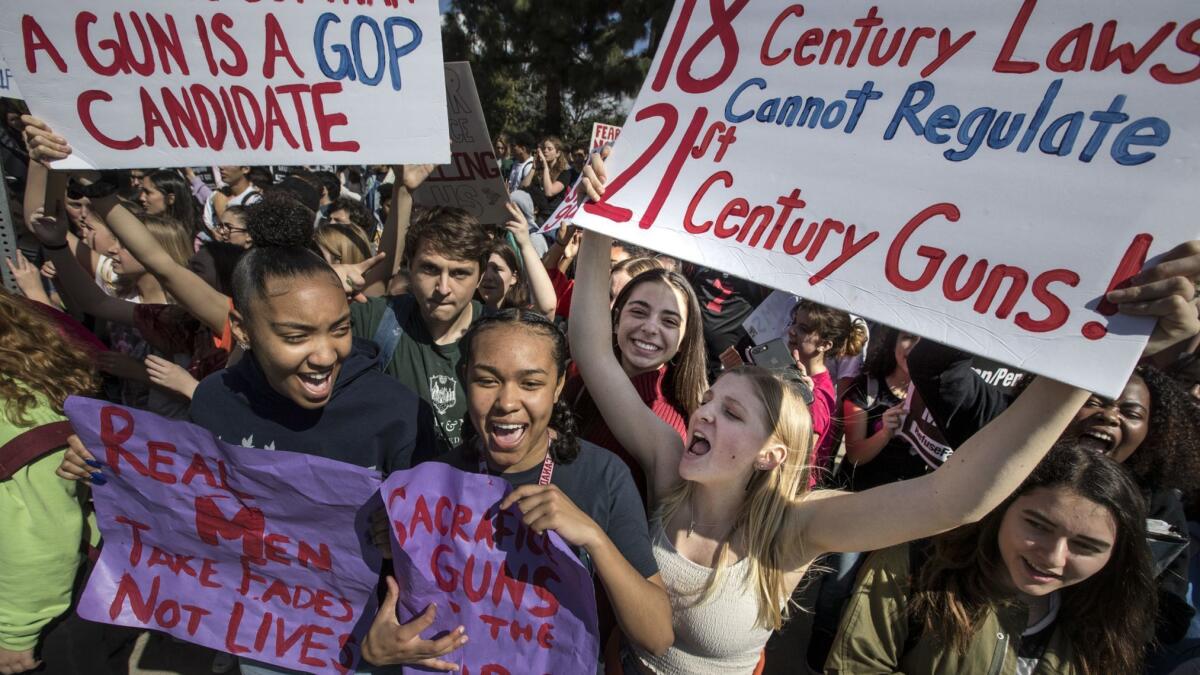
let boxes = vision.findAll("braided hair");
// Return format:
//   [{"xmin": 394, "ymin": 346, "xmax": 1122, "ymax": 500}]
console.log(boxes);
[{"xmin": 458, "ymin": 308, "xmax": 580, "ymax": 464}]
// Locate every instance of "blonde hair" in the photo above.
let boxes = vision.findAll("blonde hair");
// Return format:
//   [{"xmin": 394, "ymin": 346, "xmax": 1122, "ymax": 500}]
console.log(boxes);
[
  {"xmin": 656, "ymin": 366, "xmax": 814, "ymax": 629},
  {"xmin": 315, "ymin": 223, "xmax": 371, "ymax": 265},
  {"xmin": 541, "ymin": 136, "xmax": 569, "ymax": 176},
  {"xmin": 116, "ymin": 214, "xmax": 193, "ymax": 303}
]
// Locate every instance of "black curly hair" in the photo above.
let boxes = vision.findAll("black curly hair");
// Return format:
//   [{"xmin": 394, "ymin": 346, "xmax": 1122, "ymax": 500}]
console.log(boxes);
[
  {"xmin": 245, "ymin": 194, "xmax": 316, "ymax": 249},
  {"xmin": 1122, "ymin": 364, "xmax": 1200, "ymax": 499},
  {"xmin": 457, "ymin": 308, "xmax": 580, "ymax": 464}
]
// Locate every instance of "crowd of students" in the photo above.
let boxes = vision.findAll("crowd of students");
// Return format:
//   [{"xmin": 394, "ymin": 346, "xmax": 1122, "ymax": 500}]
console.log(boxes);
[{"xmin": 1, "ymin": 104, "xmax": 1199, "ymax": 675}]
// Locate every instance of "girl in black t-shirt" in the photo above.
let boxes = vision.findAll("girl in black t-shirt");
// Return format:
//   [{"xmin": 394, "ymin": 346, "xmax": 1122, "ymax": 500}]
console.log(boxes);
[
  {"xmin": 837, "ymin": 326, "xmax": 928, "ymax": 491},
  {"xmin": 362, "ymin": 309, "xmax": 673, "ymax": 667},
  {"xmin": 533, "ymin": 136, "xmax": 571, "ymax": 221}
]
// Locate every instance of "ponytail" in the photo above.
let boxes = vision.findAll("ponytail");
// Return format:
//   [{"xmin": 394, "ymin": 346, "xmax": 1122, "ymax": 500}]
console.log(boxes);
[
  {"xmin": 841, "ymin": 318, "xmax": 868, "ymax": 358},
  {"xmin": 549, "ymin": 398, "xmax": 580, "ymax": 463}
]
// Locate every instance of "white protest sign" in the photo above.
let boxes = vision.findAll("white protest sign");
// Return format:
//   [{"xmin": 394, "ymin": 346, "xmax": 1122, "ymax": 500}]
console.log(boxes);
[
  {"xmin": 412, "ymin": 62, "xmax": 510, "ymax": 227},
  {"xmin": 572, "ymin": 0, "xmax": 1200, "ymax": 397},
  {"xmin": 0, "ymin": 1, "xmax": 449, "ymax": 169},
  {"xmin": 743, "ymin": 289, "xmax": 800, "ymax": 345},
  {"xmin": 0, "ymin": 54, "xmax": 20, "ymax": 99},
  {"xmin": 590, "ymin": 122, "xmax": 621, "ymax": 151}
]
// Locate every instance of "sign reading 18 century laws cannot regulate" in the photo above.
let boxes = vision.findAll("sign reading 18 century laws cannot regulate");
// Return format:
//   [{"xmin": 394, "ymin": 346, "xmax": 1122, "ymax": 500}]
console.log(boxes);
[
  {"xmin": 572, "ymin": 0, "xmax": 1200, "ymax": 397},
  {"xmin": 0, "ymin": 0, "xmax": 449, "ymax": 169}
]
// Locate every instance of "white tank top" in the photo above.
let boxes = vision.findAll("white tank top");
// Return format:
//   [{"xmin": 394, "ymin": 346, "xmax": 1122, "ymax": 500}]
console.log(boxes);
[{"xmin": 633, "ymin": 522, "xmax": 774, "ymax": 674}]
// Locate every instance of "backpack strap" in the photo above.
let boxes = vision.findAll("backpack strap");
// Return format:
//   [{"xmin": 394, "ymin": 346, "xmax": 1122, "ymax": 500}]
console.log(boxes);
[
  {"xmin": 0, "ymin": 420, "xmax": 75, "ymax": 481},
  {"xmin": 372, "ymin": 296, "xmax": 410, "ymax": 371}
]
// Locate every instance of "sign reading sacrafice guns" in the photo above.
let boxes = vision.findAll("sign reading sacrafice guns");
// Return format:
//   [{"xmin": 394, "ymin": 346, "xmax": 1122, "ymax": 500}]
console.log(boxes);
[{"xmin": 571, "ymin": 0, "xmax": 1200, "ymax": 397}]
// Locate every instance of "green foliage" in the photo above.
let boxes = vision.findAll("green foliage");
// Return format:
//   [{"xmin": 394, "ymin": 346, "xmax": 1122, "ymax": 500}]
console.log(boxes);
[{"xmin": 441, "ymin": 1, "xmax": 671, "ymax": 148}]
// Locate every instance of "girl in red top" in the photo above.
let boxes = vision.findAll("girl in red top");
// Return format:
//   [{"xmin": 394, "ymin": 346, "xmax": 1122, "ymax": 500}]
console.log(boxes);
[
  {"xmin": 565, "ymin": 267, "xmax": 708, "ymax": 503},
  {"xmin": 785, "ymin": 300, "xmax": 867, "ymax": 486}
]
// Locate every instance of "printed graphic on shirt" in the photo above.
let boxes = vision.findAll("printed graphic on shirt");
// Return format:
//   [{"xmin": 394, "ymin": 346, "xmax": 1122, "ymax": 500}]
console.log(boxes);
[
  {"xmin": 898, "ymin": 385, "xmax": 953, "ymax": 469},
  {"xmin": 237, "ymin": 435, "xmax": 276, "ymax": 451},
  {"xmin": 430, "ymin": 375, "xmax": 458, "ymax": 416}
]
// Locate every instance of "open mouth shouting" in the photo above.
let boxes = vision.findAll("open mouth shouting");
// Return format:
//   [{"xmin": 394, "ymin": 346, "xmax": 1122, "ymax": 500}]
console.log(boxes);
[
  {"xmin": 489, "ymin": 421, "xmax": 529, "ymax": 450},
  {"xmin": 1075, "ymin": 426, "xmax": 1118, "ymax": 455},
  {"xmin": 686, "ymin": 430, "xmax": 712, "ymax": 457},
  {"xmin": 296, "ymin": 370, "xmax": 335, "ymax": 401}
]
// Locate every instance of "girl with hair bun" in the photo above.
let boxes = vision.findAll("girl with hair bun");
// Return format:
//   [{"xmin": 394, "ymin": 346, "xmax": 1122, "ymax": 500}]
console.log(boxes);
[{"xmin": 785, "ymin": 299, "xmax": 868, "ymax": 486}]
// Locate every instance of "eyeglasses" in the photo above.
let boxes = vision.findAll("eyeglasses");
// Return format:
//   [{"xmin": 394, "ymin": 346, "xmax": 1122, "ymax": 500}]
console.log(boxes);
[{"xmin": 214, "ymin": 222, "xmax": 247, "ymax": 234}]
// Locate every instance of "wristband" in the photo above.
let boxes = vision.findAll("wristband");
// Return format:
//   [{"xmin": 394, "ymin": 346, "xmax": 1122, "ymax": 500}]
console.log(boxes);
[{"xmin": 42, "ymin": 240, "xmax": 69, "ymax": 251}]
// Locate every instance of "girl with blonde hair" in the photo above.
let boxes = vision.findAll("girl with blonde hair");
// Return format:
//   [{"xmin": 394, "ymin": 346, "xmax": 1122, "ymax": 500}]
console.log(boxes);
[{"xmin": 568, "ymin": 155, "xmax": 1199, "ymax": 674}]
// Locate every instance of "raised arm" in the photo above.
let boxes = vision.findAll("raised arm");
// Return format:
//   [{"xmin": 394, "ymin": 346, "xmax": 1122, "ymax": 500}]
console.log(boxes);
[
  {"xmin": 568, "ymin": 228, "xmax": 686, "ymax": 501},
  {"xmin": 501, "ymin": 202, "xmax": 556, "ymax": 318},
  {"xmin": 537, "ymin": 150, "xmax": 565, "ymax": 199},
  {"xmin": 90, "ymin": 194, "xmax": 231, "ymax": 334},
  {"xmin": 793, "ymin": 375, "xmax": 1088, "ymax": 561},
  {"xmin": 23, "ymin": 117, "xmax": 231, "ymax": 333},
  {"xmin": 790, "ymin": 252, "xmax": 1200, "ymax": 565},
  {"xmin": 361, "ymin": 164, "xmax": 433, "ymax": 297},
  {"xmin": 28, "ymin": 207, "xmax": 135, "ymax": 325}
]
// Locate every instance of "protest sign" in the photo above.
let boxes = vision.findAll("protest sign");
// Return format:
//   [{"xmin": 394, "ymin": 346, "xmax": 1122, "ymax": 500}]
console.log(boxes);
[
  {"xmin": 0, "ymin": 0, "xmax": 449, "ymax": 169},
  {"xmin": 383, "ymin": 463, "xmax": 599, "ymax": 675},
  {"xmin": 590, "ymin": 122, "xmax": 621, "ymax": 151},
  {"xmin": 572, "ymin": 0, "xmax": 1200, "ymax": 397},
  {"xmin": 0, "ymin": 54, "xmax": 19, "ymax": 99},
  {"xmin": 66, "ymin": 397, "xmax": 384, "ymax": 675},
  {"xmin": 412, "ymin": 62, "xmax": 510, "ymax": 227},
  {"xmin": 743, "ymin": 289, "xmax": 800, "ymax": 345}
]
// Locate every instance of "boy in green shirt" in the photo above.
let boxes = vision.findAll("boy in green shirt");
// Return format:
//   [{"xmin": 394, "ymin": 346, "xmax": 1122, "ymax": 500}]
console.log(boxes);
[{"xmin": 351, "ymin": 170, "xmax": 490, "ymax": 457}]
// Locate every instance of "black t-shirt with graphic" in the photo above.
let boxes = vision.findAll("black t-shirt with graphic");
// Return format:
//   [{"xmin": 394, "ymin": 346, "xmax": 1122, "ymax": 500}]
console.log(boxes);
[
  {"xmin": 351, "ymin": 294, "xmax": 483, "ymax": 460},
  {"xmin": 833, "ymin": 373, "xmax": 931, "ymax": 491}
]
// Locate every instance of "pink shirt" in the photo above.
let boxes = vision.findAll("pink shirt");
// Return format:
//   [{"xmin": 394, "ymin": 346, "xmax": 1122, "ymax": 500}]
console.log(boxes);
[{"xmin": 808, "ymin": 370, "xmax": 837, "ymax": 488}]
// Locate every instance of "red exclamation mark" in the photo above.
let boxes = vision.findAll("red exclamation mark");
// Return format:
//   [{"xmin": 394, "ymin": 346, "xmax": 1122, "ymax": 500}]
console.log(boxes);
[{"xmin": 1081, "ymin": 233, "xmax": 1153, "ymax": 340}]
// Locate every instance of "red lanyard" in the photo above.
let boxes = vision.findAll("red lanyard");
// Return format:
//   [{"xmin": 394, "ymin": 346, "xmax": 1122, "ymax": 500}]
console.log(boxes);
[{"xmin": 477, "ymin": 437, "xmax": 555, "ymax": 486}]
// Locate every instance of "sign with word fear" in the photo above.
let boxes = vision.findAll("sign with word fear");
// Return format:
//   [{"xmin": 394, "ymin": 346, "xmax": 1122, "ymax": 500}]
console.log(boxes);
[
  {"xmin": 572, "ymin": 0, "xmax": 1200, "ymax": 397},
  {"xmin": 590, "ymin": 122, "xmax": 621, "ymax": 151},
  {"xmin": 0, "ymin": 0, "xmax": 449, "ymax": 169},
  {"xmin": 412, "ymin": 62, "xmax": 510, "ymax": 227},
  {"xmin": 383, "ymin": 463, "xmax": 599, "ymax": 675},
  {"xmin": 67, "ymin": 397, "xmax": 384, "ymax": 675}
]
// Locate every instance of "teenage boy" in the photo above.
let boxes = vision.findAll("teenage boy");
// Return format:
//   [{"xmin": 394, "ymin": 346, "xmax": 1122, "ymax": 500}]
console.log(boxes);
[{"xmin": 351, "ymin": 168, "xmax": 490, "ymax": 458}]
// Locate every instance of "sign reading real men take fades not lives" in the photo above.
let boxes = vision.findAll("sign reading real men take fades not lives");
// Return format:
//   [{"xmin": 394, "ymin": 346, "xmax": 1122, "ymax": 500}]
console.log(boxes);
[
  {"xmin": 569, "ymin": 0, "xmax": 1200, "ymax": 397},
  {"xmin": 0, "ymin": 0, "xmax": 450, "ymax": 169}
]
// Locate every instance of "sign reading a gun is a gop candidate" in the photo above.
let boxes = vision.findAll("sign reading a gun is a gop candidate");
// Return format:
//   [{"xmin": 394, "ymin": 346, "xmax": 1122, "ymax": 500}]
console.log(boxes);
[{"xmin": 0, "ymin": 0, "xmax": 449, "ymax": 169}]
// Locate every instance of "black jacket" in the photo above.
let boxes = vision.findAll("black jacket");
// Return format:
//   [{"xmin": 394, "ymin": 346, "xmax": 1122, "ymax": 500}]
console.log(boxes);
[{"xmin": 190, "ymin": 338, "xmax": 436, "ymax": 476}]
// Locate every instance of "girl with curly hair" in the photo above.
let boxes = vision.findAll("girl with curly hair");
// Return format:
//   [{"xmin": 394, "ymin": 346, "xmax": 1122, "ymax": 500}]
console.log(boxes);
[{"xmin": 0, "ymin": 289, "xmax": 99, "ymax": 674}]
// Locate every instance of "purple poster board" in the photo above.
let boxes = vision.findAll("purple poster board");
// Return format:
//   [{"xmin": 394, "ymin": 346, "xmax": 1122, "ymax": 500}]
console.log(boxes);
[
  {"xmin": 66, "ymin": 397, "xmax": 384, "ymax": 674},
  {"xmin": 383, "ymin": 463, "xmax": 599, "ymax": 674}
]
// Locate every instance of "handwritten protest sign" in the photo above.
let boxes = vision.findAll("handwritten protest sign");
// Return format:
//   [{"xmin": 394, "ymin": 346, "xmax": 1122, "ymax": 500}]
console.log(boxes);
[
  {"xmin": 383, "ymin": 463, "xmax": 599, "ymax": 675},
  {"xmin": 590, "ymin": 122, "xmax": 621, "ymax": 151},
  {"xmin": 0, "ymin": 0, "xmax": 448, "ymax": 169},
  {"xmin": 66, "ymin": 397, "xmax": 383, "ymax": 674},
  {"xmin": 412, "ymin": 62, "xmax": 510, "ymax": 227},
  {"xmin": 0, "ymin": 54, "xmax": 19, "ymax": 99},
  {"xmin": 572, "ymin": 1, "xmax": 1200, "ymax": 397}
]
